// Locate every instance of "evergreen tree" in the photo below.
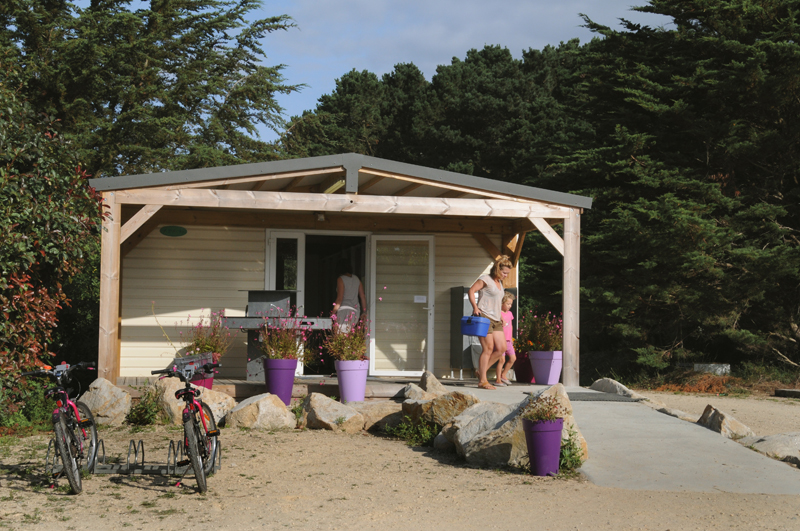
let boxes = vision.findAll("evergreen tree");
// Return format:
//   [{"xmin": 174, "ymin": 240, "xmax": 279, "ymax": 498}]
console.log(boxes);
[{"xmin": 1, "ymin": 0, "xmax": 300, "ymax": 177}]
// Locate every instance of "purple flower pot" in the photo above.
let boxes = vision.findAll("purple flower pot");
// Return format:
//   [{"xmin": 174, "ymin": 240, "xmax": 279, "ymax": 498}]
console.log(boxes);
[
  {"xmin": 335, "ymin": 359, "xmax": 368, "ymax": 403},
  {"xmin": 263, "ymin": 358, "xmax": 297, "ymax": 405},
  {"xmin": 522, "ymin": 417, "xmax": 564, "ymax": 476},
  {"xmin": 529, "ymin": 350, "xmax": 562, "ymax": 385},
  {"xmin": 513, "ymin": 352, "xmax": 536, "ymax": 383}
]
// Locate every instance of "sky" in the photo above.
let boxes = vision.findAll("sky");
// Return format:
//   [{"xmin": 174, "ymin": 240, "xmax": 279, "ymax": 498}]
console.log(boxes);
[{"xmin": 255, "ymin": 0, "xmax": 674, "ymax": 141}]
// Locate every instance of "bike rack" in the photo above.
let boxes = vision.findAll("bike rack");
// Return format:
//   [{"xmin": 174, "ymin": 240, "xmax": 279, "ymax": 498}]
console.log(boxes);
[{"xmin": 91, "ymin": 438, "xmax": 221, "ymax": 476}]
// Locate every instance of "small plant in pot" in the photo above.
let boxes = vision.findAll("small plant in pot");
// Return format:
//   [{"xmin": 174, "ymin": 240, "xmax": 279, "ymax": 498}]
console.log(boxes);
[
  {"xmin": 518, "ymin": 394, "xmax": 567, "ymax": 476},
  {"xmin": 322, "ymin": 314, "xmax": 370, "ymax": 403},
  {"xmin": 257, "ymin": 308, "xmax": 311, "ymax": 405}
]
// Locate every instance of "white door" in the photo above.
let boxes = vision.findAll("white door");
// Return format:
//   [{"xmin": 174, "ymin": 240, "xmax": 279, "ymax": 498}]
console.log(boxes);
[
  {"xmin": 369, "ymin": 236, "xmax": 434, "ymax": 376},
  {"xmin": 267, "ymin": 231, "xmax": 306, "ymax": 374}
]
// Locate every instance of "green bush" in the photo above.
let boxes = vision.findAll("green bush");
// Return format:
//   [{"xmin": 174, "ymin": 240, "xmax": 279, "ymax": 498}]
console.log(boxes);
[
  {"xmin": 125, "ymin": 386, "xmax": 164, "ymax": 426},
  {"xmin": 559, "ymin": 428, "xmax": 584, "ymax": 475},
  {"xmin": 385, "ymin": 416, "xmax": 439, "ymax": 447},
  {"xmin": 0, "ymin": 378, "xmax": 55, "ymax": 429}
]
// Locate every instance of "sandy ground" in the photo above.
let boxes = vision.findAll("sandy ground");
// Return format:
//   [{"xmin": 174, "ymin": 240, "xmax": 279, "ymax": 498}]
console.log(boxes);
[{"xmin": 2, "ymin": 392, "xmax": 800, "ymax": 531}]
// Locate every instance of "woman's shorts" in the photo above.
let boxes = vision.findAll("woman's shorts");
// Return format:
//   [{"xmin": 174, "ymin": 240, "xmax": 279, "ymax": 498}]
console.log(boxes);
[{"xmin": 480, "ymin": 313, "xmax": 504, "ymax": 333}]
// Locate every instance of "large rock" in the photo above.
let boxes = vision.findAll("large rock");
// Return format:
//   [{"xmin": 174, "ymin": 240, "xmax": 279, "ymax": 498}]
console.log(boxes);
[
  {"xmin": 697, "ymin": 404, "xmax": 755, "ymax": 439},
  {"xmin": 224, "ymin": 393, "xmax": 296, "ymax": 430},
  {"xmin": 419, "ymin": 371, "xmax": 449, "ymax": 396},
  {"xmin": 348, "ymin": 401, "xmax": 403, "ymax": 432},
  {"xmin": 459, "ymin": 384, "xmax": 588, "ymax": 467},
  {"xmin": 154, "ymin": 378, "xmax": 236, "ymax": 425},
  {"xmin": 590, "ymin": 378, "xmax": 648, "ymax": 400},
  {"xmin": 738, "ymin": 432, "xmax": 800, "ymax": 467},
  {"xmin": 79, "ymin": 378, "xmax": 131, "ymax": 426},
  {"xmin": 301, "ymin": 393, "xmax": 364, "ymax": 434},
  {"xmin": 402, "ymin": 383, "xmax": 437, "ymax": 401},
  {"xmin": 656, "ymin": 407, "xmax": 700, "ymax": 423},
  {"xmin": 433, "ymin": 432, "xmax": 455, "ymax": 452},
  {"xmin": 402, "ymin": 391, "xmax": 480, "ymax": 427},
  {"xmin": 451, "ymin": 402, "xmax": 516, "ymax": 456}
]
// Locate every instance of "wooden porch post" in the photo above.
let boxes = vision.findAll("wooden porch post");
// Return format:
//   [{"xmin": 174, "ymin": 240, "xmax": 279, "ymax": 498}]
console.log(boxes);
[
  {"xmin": 98, "ymin": 192, "xmax": 121, "ymax": 383},
  {"xmin": 562, "ymin": 208, "xmax": 580, "ymax": 387}
]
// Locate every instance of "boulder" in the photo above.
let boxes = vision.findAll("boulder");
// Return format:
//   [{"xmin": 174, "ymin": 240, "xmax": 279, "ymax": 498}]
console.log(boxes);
[
  {"xmin": 656, "ymin": 407, "xmax": 699, "ymax": 423},
  {"xmin": 224, "ymin": 393, "xmax": 296, "ymax": 430},
  {"xmin": 79, "ymin": 378, "xmax": 131, "ymax": 426},
  {"xmin": 403, "ymin": 383, "xmax": 437, "ymax": 401},
  {"xmin": 738, "ymin": 432, "xmax": 800, "ymax": 467},
  {"xmin": 433, "ymin": 432, "xmax": 455, "ymax": 452},
  {"xmin": 348, "ymin": 401, "xmax": 403, "ymax": 432},
  {"xmin": 697, "ymin": 404, "xmax": 755, "ymax": 439},
  {"xmin": 452, "ymin": 402, "xmax": 516, "ymax": 456},
  {"xmin": 589, "ymin": 378, "xmax": 648, "ymax": 400},
  {"xmin": 463, "ymin": 414, "xmax": 528, "ymax": 468},
  {"xmin": 402, "ymin": 391, "xmax": 480, "ymax": 428},
  {"xmin": 154, "ymin": 378, "xmax": 236, "ymax": 425},
  {"xmin": 301, "ymin": 393, "xmax": 364, "ymax": 434},
  {"xmin": 419, "ymin": 371, "xmax": 449, "ymax": 396}
]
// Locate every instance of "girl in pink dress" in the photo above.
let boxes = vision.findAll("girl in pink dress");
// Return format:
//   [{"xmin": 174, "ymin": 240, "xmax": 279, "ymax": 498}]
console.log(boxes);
[{"xmin": 496, "ymin": 292, "xmax": 517, "ymax": 386}]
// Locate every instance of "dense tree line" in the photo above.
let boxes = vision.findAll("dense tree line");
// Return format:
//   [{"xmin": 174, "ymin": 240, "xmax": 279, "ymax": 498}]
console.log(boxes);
[{"xmin": 283, "ymin": 0, "xmax": 800, "ymax": 378}]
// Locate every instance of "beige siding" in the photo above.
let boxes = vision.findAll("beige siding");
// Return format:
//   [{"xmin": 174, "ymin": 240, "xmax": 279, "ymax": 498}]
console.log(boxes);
[
  {"xmin": 120, "ymin": 226, "xmax": 265, "ymax": 378},
  {"xmin": 431, "ymin": 234, "xmax": 499, "ymax": 377}
]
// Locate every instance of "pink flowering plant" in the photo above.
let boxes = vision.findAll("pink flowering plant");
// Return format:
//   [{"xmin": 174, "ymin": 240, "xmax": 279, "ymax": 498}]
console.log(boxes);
[
  {"xmin": 178, "ymin": 310, "xmax": 232, "ymax": 363},
  {"xmin": 516, "ymin": 310, "xmax": 563, "ymax": 351},
  {"xmin": 322, "ymin": 313, "xmax": 369, "ymax": 361},
  {"xmin": 258, "ymin": 308, "xmax": 311, "ymax": 361}
]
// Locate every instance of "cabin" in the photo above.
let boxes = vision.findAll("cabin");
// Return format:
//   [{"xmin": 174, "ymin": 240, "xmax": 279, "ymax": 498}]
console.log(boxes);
[{"xmin": 89, "ymin": 154, "xmax": 592, "ymax": 387}]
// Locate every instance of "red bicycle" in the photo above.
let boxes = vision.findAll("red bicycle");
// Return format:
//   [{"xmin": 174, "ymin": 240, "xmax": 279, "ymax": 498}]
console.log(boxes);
[
  {"xmin": 152, "ymin": 363, "xmax": 220, "ymax": 493},
  {"xmin": 21, "ymin": 362, "xmax": 99, "ymax": 494}
]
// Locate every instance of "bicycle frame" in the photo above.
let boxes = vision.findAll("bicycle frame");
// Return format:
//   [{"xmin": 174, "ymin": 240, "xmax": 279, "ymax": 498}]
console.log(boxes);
[{"xmin": 46, "ymin": 385, "xmax": 91, "ymax": 449}]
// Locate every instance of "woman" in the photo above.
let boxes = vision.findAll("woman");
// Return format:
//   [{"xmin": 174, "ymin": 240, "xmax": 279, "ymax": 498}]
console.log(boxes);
[
  {"xmin": 468, "ymin": 255, "xmax": 513, "ymax": 390},
  {"xmin": 332, "ymin": 259, "xmax": 367, "ymax": 333}
]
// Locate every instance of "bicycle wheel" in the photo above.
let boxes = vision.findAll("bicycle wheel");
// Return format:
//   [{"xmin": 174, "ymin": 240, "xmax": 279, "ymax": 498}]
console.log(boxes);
[
  {"xmin": 184, "ymin": 417, "xmax": 207, "ymax": 493},
  {"xmin": 74, "ymin": 402, "xmax": 98, "ymax": 472},
  {"xmin": 198, "ymin": 401, "xmax": 218, "ymax": 476},
  {"xmin": 54, "ymin": 416, "xmax": 82, "ymax": 494}
]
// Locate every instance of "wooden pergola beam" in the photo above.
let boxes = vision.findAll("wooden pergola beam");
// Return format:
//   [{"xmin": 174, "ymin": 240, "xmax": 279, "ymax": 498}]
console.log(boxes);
[
  {"xmin": 154, "ymin": 167, "xmax": 343, "ymax": 190},
  {"xmin": 98, "ymin": 192, "xmax": 121, "ymax": 383},
  {"xmin": 472, "ymin": 233, "xmax": 502, "ymax": 261},
  {"xmin": 113, "ymin": 188, "xmax": 571, "ymax": 219},
  {"xmin": 530, "ymin": 216, "xmax": 565, "ymax": 256},
  {"xmin": 120, "ymin": 204, "xmax": 162, "ymax": 243},
  {"xmin": 562, "ymin": 208, "xmax": 581, "ymax": 387}
]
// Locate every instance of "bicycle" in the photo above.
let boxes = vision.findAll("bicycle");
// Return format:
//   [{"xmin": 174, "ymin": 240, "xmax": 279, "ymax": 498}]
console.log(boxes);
[
  {"xmin": 152, "ymin": 362, "xmax": 220, "ymax": 493},
  {"xmin": 21, "ymin": 361, "xmax": 99, "ymax": 494}
]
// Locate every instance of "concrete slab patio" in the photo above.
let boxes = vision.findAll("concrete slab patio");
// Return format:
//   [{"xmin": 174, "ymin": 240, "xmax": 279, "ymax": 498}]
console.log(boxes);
[{"xmin": 442, "ymin": 382, "xmax": 800, "ymax": 495}]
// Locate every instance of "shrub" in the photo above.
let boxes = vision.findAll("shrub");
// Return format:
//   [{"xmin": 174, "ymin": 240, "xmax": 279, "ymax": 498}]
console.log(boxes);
[{"xmin": 385, "ymin": 415, "xmax": 439, "ymax": 447}]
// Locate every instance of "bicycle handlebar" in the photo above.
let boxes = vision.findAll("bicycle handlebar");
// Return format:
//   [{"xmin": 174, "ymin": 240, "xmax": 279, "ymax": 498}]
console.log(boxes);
[
  {"xmin": 151, "ymin": 363, "xmax": 220, "ymax": 381},
  {"xmin": 21, "ymin": 361, "xmax": 96, "ymax": 381}
]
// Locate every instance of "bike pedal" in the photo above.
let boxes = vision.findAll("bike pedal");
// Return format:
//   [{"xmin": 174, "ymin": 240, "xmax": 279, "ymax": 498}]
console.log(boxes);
[
  {"xmin": 176, "ymin": 459, "xmax": 190, "ymax": 467},
  {"xmin": 206, "ymin": 429, "xmax": 220, "ymax": 437},
  {"xmin": 78, "ymin": 419, "xmax": 93, "ymax": 428}
]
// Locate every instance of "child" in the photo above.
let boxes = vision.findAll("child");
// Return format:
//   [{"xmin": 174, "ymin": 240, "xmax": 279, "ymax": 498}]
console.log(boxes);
[{"xmin": 495, "ymin": 292, "xmax": 517, "ymax": 386}]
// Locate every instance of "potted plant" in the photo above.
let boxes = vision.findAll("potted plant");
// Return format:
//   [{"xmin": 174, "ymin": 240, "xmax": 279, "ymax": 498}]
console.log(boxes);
[
  {"xmin": 322, "ymin": 313, "xmax": 369, "ymax": 403},
  {"xmin": 518, "ymin": 394, "xmax": 567, "ymax": 476},
  {"xmin": 172, "ymin": 309, "xmax": 232, "ymax": 388},
  {"xmin": 257, "ymin": 309, "xmax": 311, "ymax": 405},
  {"xmin": 516, "ymin": 310, "xmax": 563, "ymax": 385}
]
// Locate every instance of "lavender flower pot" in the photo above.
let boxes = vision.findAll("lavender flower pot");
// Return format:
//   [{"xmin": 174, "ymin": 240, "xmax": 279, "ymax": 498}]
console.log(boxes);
[
  {"xmin": 522, "ymin": 417, "xmax": 564, "ymax": 476},
  {"xmin": 529, "ymin": 350, "xmax": 562, "ymax": 385},
  {"xmin": 263, "ymin": 358, "xmax": 297, "ymax": 405},
  {"xmin": 335, "ymin": 359, "xmax": 368, "ymax": 403}
]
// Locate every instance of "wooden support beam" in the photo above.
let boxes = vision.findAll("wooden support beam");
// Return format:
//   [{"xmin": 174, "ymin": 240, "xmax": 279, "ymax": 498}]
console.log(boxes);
[
  {"xmin": 395, "ymin": 183, "xmax": 423, "ymax": 196},
  {"xmin": 114, "ymin": 188, "xmax": 571, "ymax": 219},
  {"xmin": 280, "ymin": 175, "xmax": 307, "ymax": 192},
  {"xmin": 531, "ymin": 216, "xmax": 565, "ymax": 256},
  {"xmin": 502, "ymin": 233, "xmax": 525, "ymax": 267},
  {"xmin": 120, "ymin": 204, "xmax": 162, "ymax": 243},
  {"xmin": 562, "ymin": 208, "xmax": 581, "ymax": 387},
  {"xmin": 359, "ymin": 167, "xmax": 528, "ymax": 201},
  {"xmin": 155, "ymin": 167, "xmax": 343, "ymax": 190},
  {"xmin": 156, "ymin": 209, "xmax": 517, "ymax": 234},
  {"xmin": 121, "ymin": 217, "xmax": 160, "ymax": 258},
  {"xmin": 358, "ymin": 175, "xmax": 385, "ymax": 193},
  {"xmin": 313, "ymin": 174, "xmax": 345, "ymax": 194},
  {"xmin": 98, "ymin": 192, "xmax": 121, "ymax": 383},
  {"xmin": 472, "ymin": 233, "xmax": 502, "ymax": 261}
]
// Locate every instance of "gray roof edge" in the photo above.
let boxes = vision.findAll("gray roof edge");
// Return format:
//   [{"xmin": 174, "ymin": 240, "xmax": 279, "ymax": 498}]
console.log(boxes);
[
  {"xmin": 88, "ymin": 154, "xmax": 351, "ymax": 191},
  {"xmin": 87, "ymin": 152, "xmax": 592, "ymax": 210},
  {"xmin": 358, "ymin": 154, "xmax": 592, "ymax": 209}
]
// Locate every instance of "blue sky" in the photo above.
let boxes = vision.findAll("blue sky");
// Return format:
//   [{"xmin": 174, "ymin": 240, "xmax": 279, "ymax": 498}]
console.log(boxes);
[{"xmin": 255, "ymin": 0, "xmax": 673, "ymax": 141}]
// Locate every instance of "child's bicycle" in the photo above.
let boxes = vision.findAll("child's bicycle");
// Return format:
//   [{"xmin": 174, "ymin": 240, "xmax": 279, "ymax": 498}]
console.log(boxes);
[
  {"xmin": 152, "ymin": 363, "xmax": 220, "ymax": 493},
  {"xmin": 21, "ymin": 361, "xmax": 99, "ymax": 494}
]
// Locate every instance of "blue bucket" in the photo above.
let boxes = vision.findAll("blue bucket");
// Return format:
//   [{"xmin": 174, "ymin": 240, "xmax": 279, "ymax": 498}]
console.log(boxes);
[{"xmin": 461, "ymin": 315, "xmax": 490, "ymax": 337}]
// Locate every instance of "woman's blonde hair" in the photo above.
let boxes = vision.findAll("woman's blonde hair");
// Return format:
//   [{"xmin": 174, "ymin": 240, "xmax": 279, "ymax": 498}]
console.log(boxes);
[
  {"xmin": 502, "ymin": 291, "xmax": 516, "ymax": 304},
  {"xmin": 490, "ymin": 255, "xmax": 513, "ymax": 279}
]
